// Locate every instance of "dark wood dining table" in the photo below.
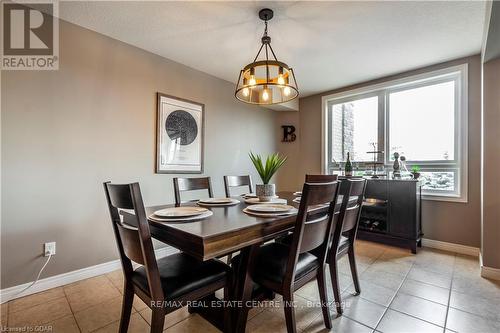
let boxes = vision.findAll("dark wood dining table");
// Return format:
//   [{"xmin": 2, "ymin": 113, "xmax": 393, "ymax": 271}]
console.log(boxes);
[{"xmin": 121, "ymin": 191, "xmax": 355, "ymax": 332}]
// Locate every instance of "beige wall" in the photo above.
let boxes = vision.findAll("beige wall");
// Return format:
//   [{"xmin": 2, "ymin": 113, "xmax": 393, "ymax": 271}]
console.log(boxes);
[
  {"xmin": 276, "ymin": 55, "xmax": 482, "ymax": 248},
  {"xmin": 1, "ymin": 20, "xmax": 277, "ymax": 289},
  {"xmin": 481, "ymin": 58, "xmax": 500, "ymax": 268}
]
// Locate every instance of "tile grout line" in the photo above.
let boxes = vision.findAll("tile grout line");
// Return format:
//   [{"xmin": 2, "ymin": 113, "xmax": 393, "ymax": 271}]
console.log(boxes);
[
  {"xmin": 388, "ymin": 251, "xmax": 465, "ymax": 332},
  {"xmin": 396, "ymin": 289, "xmax": 448, "ymax": 307},
  {"xmin": 7, "ymin": 294, "xmax": 67, "ymax": 316},
  {"xmin": 442, "ymin": 253, "xmax": 457, "ymax": 333},
  {"xmin": 64, "ymin": 284, "xmax": 84, "ymax": 333},
  {"xmin": 444, "ymin": 270, "xmax": 500, "ymax": 324},
  {"xmin": 373, "ymin": 252, "xmax": 461, "ymax": 332},
  {"xmin": 277, "ymin": 249, "xmax": 387, "ymax": 333},
  {"xmin": 67, "ymin": 274, "xmax": 125, "ymax": 333},
  {"xmin": 6, "ymin": 245, "xmax": 479, "ymax": 332},
  {"xmin": 446, "ymin": 300, "xmax": 500, "ymax": 324},
  {"xmin": 379, "ymin": 306, "xmax": 447, "ymax": 330},
  {"xmin": 345, "ymin": 251, "xmax": 454, "ymax": 328},
  {"xmin": 61, "ymin": 278, "xmax": 83, "ymax": 333},
  {"xmin": 8, "ymin": 297, "xmax": 75, "ymax": 329},
  {"xmin": 89, "ymin": 320, "xmax": 117, "ymax": 333},
  {"xmin": 372, "ymin": 250, "xmax": 416, "ymax": 332},
  {"xmin": 67, "ymin": 303, "xmax": 83, "ymax": 333},
  {"xmin": 336, "ymin": 247, "xmax": 387, "ymax": 331},
  {"xmin": 333, "ymin": 247, "xmax": 405, "ymax": 331},
  {"xmin": 68, "ymin": 275, "xmax": 124, "ymax": 313}
]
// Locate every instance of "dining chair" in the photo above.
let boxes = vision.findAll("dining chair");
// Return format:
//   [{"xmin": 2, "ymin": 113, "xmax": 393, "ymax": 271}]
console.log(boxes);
[
  {"xmin": 321, "ymin": 178, "xmax": 367, "ymax": 314},
  {"xmin": 223, "ymin": 175, "xmax": 253, "ymax": 197},
  {"xmin": 222, "ymin": 175, "xmax": 253, "ymax": 263},
  {"xmin": 103, "ymin": 182, "xmax": 230, "ymax": 333},
  {"xmin": 274, "ymin": 174, "xmax": 339, "ymax": 246},
  {"xmin": 173, "ymin": 177, "xmax": 213, "ymax": 206},
  {"xmin": 288, "ymin": 176, "xmax": 366, "ymax": 315},
  {"xmin": 232, "ymin": 181, "xmax": 341, "ymax": 333}
]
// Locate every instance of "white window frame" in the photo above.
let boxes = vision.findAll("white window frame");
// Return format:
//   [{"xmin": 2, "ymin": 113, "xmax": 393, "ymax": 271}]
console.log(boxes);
[{"xmin": 321, "ymin": 64, "xmax": 468, "ymax": 202}]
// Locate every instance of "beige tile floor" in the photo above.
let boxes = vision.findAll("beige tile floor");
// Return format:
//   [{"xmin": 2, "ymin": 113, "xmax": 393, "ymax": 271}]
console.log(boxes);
[{"xmin": 2, "ymin": 240, "xmax": 500, "ymax": 332}]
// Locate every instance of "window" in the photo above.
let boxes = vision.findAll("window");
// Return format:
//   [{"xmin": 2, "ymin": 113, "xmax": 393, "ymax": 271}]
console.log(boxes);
[
  {"xmin": 388, "ymin": 81, "xmax": 456, "ymax": 161},
  {"xmin": 322, "ymin": 64, "xmax": 468, "ymax": 202},
  {"xmin": 329, "ymin": 95, "xmax": 379, "ymax": 162}
]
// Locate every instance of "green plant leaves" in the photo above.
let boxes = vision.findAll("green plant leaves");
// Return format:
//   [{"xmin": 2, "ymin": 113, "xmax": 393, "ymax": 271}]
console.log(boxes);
[{"xmin": 249, "ymin": 152, "xmax": 287, "ymax": 184}]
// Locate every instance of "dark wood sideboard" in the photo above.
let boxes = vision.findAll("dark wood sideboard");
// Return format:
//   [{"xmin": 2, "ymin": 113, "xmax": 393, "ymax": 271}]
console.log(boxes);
[{"xmin": 356, "ymin": 178, "xmax": 423, "ymax": 253}]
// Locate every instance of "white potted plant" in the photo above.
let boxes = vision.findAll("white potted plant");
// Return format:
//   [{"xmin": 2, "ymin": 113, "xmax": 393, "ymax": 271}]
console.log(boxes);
[{"xmin": 249, "ymin": 152, "xmax": 287, "ymax": 202}]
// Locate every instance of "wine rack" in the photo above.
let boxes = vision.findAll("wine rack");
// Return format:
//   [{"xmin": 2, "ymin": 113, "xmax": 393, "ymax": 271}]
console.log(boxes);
[{"xmin": 356, "ymin": 178, "xmax": 423, "ymax": 253}]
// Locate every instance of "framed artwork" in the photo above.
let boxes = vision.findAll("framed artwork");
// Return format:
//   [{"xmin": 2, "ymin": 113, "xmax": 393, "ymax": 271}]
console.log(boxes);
[{"xmin": 156, "ymin": 93, "xmax": 204, "ymax": 173}]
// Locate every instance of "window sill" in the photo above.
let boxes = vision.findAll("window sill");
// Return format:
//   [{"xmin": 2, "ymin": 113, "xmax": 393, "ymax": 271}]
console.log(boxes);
[{"xmin": 422, "ymin": 194, "xmax": 468, "ymax": 203}]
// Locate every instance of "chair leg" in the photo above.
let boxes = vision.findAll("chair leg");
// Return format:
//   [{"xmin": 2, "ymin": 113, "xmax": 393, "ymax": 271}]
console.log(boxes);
[
  {"xmin": 317, "ymin": 268, "xmax": 332, "ymax": 329},
  {"xmin": 223, "ymin": 284, "xmax": 231, "ymax": 333},
  {"xmin": 234, "ymin": 245, "xmax": 259, "ymax": 333},
  {"xmin": 348, "ymin": 248, "xmax": 361, "ymax": 294},
  {"xmin": 328, "ymin": 258, "xmax": 343, "ymax": 315},
  {"xmin": 150, "ymin": 308, "xmax": 165, "ymax": 333},
  {"xmin": 226, "ymin": 253, "xmax": 233, "ymax": 265},
  {"xmin": 283, "ymin": 289, "xmax": 297, "ymax": 333},
  {"xmin": 118, "ymin": 282, "xmax": 134, "ymax": 333}
]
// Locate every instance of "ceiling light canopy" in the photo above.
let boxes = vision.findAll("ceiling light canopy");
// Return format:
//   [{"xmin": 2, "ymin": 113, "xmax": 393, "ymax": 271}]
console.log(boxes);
[{"xmin": 235, "ymin": 8, "xmax": 298, "ymax": 105}]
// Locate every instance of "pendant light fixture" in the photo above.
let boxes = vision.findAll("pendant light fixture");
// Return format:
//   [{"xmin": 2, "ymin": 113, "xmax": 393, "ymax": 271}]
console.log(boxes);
[{"xmin": 235, "ymin": 8, "xmax": 298, "ymax": 105}]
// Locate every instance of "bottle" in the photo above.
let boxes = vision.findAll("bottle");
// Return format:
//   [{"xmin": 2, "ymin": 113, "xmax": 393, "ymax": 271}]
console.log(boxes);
[{"xmin": 345, "ymin": 152, "xmax": 353, "ymax": 176}]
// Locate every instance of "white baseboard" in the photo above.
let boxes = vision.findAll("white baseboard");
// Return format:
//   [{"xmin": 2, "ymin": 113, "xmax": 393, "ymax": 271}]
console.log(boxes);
[
  {"xmin": 0, "ymin": 246, "xmax": 177, "ymax": 304},
  {"xmin": 481, "ymin": 265, "xmax": 500, "ymax": 280},
  {"xmin": 479, "ymin": 253, "xmax": 500, "ymax": 281},
  {"xmin": 421, "ymin": 238, "xmax": 480, "ymax": 257}
]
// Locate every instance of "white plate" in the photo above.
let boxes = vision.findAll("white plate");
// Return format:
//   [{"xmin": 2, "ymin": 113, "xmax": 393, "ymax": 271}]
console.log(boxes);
[
  {"xmin": 245, "ymin": 198, "xmax": 287, "ymax": 205},
  {"xmin": 243, "ymin": 207, "xmax": 298, "ymax": 217},
  {"xmin": 198, "ymin": 198, "xmax": 233, "ymax": 204},
  {"xmin": 293, "ymin": 191, "xmax": 302, "ymax": 196},
  {"xmin": 149, "ymin": 210, "xmax": 213, "ymax": 222},
  {"xmin": 197, "ymin": 198, "xmax": 240, "ymax": 207},
  {"xmin": 242, "ymin": 193, "xmax": 257, "ymax": 198},
  {"xmin": 247, "ymin": 204, "xmax": 295, "ymax": 213},
  {"xmin": 153, "ymin": 207, "xmax": 208, "ymax": 218}
]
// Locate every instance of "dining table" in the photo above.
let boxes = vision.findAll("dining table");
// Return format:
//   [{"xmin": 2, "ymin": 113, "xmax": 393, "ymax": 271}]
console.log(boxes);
[{"xmin": 121, "ymin": 191, "xmax": 356, "ymax": 333}]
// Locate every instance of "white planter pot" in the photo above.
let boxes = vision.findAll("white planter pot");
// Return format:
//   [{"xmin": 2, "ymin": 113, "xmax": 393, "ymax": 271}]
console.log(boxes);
[{"xmin": 255, "ymin": 184, "xmax": 276, "ymax": 202}]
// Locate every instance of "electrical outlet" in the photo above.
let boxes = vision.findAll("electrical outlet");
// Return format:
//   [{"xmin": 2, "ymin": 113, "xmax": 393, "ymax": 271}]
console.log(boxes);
[{"xmin": 44, "ymin": 242, "xmax": 56, "ymax": 256}]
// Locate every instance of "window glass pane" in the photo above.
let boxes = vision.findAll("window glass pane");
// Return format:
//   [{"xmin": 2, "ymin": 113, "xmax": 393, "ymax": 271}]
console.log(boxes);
[
  {"xmin": 389, "ymin": 81, "xmax": 455, "ymax": 161},
  {"xmin": 420, "ymin": 171, "xmax": 455, "ymax": 192},
  {"xmin": 330, "ymin": 96, "xmax": 378, "ymax": 162}
]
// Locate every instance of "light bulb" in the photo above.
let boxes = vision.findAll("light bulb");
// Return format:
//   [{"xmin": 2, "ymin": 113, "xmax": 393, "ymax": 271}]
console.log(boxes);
[
  {"xmin": 277, "ymin": 74, "xmax": 285, "ymax": 85},
  {"xmin": 242, "ymin": 87, "xmax": 249, "ymax": 97},
  {"xmin": 283, "ymin": 86, "xmax": 291, "ymax": 96},
  {"xmin": 262, "ymin": 88, "xmax": 270, "ymax": 101},
  {"xmin": 249, "ymin": 75, "xmax": 256, "ymax": 86}
]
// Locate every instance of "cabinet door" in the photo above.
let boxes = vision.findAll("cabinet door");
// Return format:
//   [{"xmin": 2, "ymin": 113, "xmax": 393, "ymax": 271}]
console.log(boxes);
[
  {"xmin": 388, "ymin": 182, "xmax": 417, "ymax": 239},
  {"xmin": 365, "ymin": 180, "xmax": 388, "ymax": 200}
]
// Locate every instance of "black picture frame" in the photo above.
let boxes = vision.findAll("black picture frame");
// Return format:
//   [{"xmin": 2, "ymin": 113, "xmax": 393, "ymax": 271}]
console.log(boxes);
[{"xmin": 156, "ymin": 93, "xmax": 204, "ymax": 174}]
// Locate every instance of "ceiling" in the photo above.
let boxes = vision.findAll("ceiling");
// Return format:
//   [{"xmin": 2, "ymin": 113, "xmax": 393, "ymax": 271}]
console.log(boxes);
[{"xmin": 58, "ymin": 1, "xmax": 487, "ymax": 97}]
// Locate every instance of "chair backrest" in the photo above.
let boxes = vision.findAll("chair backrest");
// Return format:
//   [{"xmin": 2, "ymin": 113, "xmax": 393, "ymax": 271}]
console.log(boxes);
[
  {"xmin": 306, "ymin": 173, "xmax": 346, "ymax": 216},
  {"xmin": 305, "ymin": 174, "xmax": 338, "ymax": 183},
  {"xmin": 330, "ymin": 179, "xmax": 367, "ymax": 255},
  {"xmin": 173, "ymin": 177, "xmax": 213, "ymax": 206},
  {"xmin": 103, "ymin": 182, "xmax": 163, "ymax": 301},
  {"xmin": 284, "ymin": 181, "xmax": 340, "ymax": 286},
  {"xmin": 224, "ymin": 175, "xmax": 253, "ymax": 197}
]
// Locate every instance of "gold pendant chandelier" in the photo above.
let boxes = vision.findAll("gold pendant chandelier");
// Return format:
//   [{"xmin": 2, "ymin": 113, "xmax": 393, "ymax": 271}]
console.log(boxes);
[{"xmin": 235, "ymin": 8, "xmax": 298, "ymax": 105}]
